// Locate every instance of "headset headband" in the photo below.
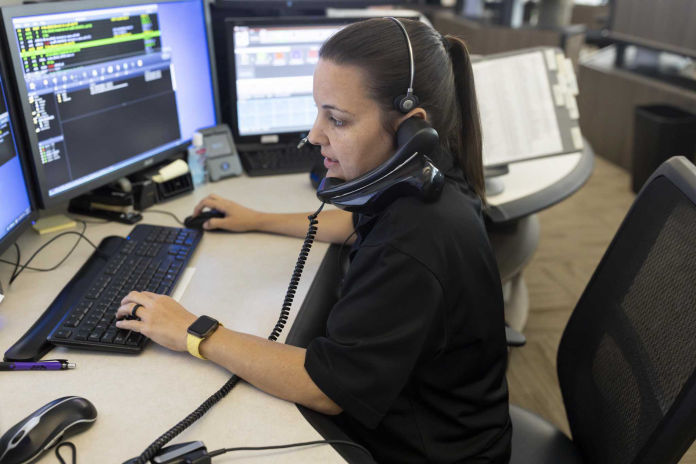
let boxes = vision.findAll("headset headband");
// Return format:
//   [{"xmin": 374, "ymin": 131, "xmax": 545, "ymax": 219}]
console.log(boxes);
[{"xmin": 388, "ymin": 17, "xmax": 419, "ymax": 113}]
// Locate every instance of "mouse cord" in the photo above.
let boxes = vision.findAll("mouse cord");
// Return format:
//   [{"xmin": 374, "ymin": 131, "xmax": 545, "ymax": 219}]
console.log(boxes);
[
  {"xmin": 142, "ymin": 209, "xmax": 184, "ymax": 226},
  {"xmin": 55, "ymin": 442, "xmax": 76, "ymax": 464},
  {"xmin": 130, "ymin": 202, "xmax": 326, "ymax": 464}
]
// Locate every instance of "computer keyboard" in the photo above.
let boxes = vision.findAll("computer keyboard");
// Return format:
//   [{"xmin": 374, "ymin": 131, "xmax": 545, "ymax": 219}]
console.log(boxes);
[
  {"xmin": 239, "ymin": 143, "xmax": 322, "ymax": 176},
  {"xmin": 4, "ymin": 224, "xmax": 202, "ymax": 361}
]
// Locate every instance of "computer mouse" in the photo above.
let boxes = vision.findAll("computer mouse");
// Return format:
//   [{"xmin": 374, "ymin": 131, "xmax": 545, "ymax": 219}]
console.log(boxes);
[
  {"xmin": 184, "ymin": 209, "xmax": 225, "ymax": 229},
  {"xmin": 0, "ymin": 396, "xmax": 97, "ymax": 464}
]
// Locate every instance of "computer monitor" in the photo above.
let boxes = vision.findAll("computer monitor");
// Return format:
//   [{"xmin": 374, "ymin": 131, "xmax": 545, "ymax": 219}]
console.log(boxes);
[
  {"xmin": 0, "ymin": 53, "xmax": 36, "ymax": 257},
  {"xmin": 1, "ymin": 0, "xmax": 218, "ymax": 208},
  {"xmin": 226, "ymin": 17, "xmax": 359, "ymax": 145}
]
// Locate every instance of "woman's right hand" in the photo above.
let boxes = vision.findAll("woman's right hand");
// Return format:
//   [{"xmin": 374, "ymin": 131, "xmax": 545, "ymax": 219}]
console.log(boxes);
[{"xmin": 192, "ymin": 194, "xmax": 263, "ymax": 232}]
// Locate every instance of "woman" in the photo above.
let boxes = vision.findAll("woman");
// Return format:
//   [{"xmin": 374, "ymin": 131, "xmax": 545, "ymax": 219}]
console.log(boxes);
[{"xmin": 117, "ymin": 18, "xmax": 511, "ymax": 463}]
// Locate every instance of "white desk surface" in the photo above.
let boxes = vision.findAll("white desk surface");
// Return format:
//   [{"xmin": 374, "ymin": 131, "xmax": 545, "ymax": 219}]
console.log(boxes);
[
  {"xmin": 0, "ymin": 173, "xmax": 344, "ymax": 463},
  {"xmin": 486, "ymin": 152, "xmax": 583, "ymax": 206},
  {"xmin": 0, "ymin": 152, "xmax": 587, "ymax": 463}
]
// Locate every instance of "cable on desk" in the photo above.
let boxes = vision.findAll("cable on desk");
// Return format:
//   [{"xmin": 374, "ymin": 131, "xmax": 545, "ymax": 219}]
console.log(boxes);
[
  {"xmin": 207, "ymin": 439, "xmax": 374, "ymax": 460},
  {"xmin": 131, "ymin": 203, "xmax": 326, "ymax": 464},
  {"xmin": 67, "ymin": 215, "xmax": 110, "ymax": 224},
  {"xmin": 143, "ymin": 209, "xmax": 185, "ymax": 226},
  {"xmin": 55, "ymin": 442, "xmax": 77, "ymax": 464},
  {"xmin": 1, "ymin": 220, "xmax": 102, "ymax": 285}
]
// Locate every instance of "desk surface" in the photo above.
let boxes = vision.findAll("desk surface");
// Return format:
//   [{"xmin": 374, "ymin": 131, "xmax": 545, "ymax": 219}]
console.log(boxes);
[
  {"xmin": 485, "ymin": 143, "xmax": 594, "ymax": 223},
  {"xmin": 0, "ymin": 174, "xmax": 344, "ymax": 463},
  {"xmin": 0, "ymin": 150, "xmax": 591, "ymax": 463}
]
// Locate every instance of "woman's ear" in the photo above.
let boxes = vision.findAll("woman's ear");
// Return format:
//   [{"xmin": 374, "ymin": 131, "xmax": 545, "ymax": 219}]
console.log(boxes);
[{"xmin": 394, "ymin": 107, "xmax": 428, "ymax": 131}]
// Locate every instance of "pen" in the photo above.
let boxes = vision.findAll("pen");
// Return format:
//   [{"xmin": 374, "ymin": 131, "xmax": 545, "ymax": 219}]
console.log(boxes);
[{"xmin": 0, "ymin": 359, "xmax": 76, "ymax": 371}]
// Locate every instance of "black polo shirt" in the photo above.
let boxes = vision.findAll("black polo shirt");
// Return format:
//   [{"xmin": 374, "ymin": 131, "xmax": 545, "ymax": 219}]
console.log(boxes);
[{"xmin": 305, "ymin": 161, "xmax": 512, "ymax": 463}]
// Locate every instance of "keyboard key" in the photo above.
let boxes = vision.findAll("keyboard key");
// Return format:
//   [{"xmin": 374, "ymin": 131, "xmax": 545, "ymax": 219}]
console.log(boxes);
[
  {"xmin": 126, "ymin": 332, "xmax": 143, "ymax": 346},
  {"xmin": 113, "ymin": 330, "xmax": 128, "ymax": 344},
  {"xmin": 101, "ymin": 330, "xmax": 117, "ymax": 344},
  {"xmin": 54, "ymin": 328, "xmax": 72, "ymax": 339}
]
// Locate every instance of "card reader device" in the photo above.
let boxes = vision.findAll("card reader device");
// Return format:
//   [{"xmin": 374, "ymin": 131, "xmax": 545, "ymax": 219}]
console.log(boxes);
[{"xmin": 194, "ymin": 124, "xmax": 243, "ymax": 182}]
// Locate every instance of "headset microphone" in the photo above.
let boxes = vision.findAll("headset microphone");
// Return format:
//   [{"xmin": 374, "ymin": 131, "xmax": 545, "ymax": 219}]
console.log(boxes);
[{"xmin": 297, "ymin": 136, "xmax": 309, "ymax": 149}]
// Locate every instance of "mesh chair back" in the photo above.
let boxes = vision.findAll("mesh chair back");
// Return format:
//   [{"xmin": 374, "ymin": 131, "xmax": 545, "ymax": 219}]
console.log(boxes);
[{"xmin": 557, "ymin": 157, "xmax": 696, "ymax": 464}]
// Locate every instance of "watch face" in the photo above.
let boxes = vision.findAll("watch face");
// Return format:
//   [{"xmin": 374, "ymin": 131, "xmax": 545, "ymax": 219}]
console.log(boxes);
[{"xmin": 188, "ymin": 315, "xmax": 219, "ymax": 337}]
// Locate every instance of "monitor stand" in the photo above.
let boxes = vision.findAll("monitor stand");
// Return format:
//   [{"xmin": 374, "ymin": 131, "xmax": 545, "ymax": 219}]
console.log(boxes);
[
  {"xmin": 484, "ymin": 164, "xmax": 510, "ymax": 196},
  {"xmin": 68, "ymin": 182, "xmax": 143, "ymax": 225}
]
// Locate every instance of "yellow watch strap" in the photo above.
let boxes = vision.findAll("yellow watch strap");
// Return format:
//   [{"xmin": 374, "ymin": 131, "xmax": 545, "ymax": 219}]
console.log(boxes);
[{"xmin": 186, "ymin": 322, "xmax": 223, "ymax": 360}]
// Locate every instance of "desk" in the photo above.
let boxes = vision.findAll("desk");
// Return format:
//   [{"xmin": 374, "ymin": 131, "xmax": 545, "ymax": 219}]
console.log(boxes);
[
  {"xmin": 486, "ymin": 145, "xmax": 594, "ymax": 224},
  {"xmin": 0, "ymin": 148, "xmax": 592, "ymax": 462},
  {"xmin": 0, "ymin": 174, "xmax": 347, "ymax": 463}
]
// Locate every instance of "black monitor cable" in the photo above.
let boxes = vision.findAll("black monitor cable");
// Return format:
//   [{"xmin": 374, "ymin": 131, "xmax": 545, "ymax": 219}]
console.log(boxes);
[
  {"xmin": 0, "ymin": 220, "xmax": 102, "ymax": 286},
  {"xmin": 127, "ymin": 203, "xmax": 335, "ymax": 464}
]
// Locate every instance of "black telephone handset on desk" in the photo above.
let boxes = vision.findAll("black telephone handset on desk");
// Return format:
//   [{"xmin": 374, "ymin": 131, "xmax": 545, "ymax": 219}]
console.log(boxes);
[{"xmin": 316, "ymin": 117, "xmax": 444, "ymax": 214}]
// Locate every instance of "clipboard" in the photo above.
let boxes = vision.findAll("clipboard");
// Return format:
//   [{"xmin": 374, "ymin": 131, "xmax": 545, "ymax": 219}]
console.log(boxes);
[{"xmin": 471, "ymin": 46, "xmax": 583, "ymax": 168}]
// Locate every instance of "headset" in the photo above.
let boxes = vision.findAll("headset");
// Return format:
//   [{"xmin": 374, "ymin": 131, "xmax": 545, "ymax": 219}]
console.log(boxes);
[
  {"xmin": 315, "ymin": 17, "xmax": 444, "ymax": 215},
  {"xmin": 391, "ymin": 17, "xmax": 420, "ymax": 114}
]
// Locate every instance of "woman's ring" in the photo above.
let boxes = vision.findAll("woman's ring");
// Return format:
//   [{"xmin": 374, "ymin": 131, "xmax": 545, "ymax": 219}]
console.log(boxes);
[{"xmin": 131, "ymin": 303, "xmax": 143, "ymax": 318}]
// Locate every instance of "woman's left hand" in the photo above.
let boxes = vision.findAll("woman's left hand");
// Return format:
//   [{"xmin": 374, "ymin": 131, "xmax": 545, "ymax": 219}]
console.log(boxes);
[{"xmin": 116, "ymin": 291, "xmax": 197, "ymax": 352}]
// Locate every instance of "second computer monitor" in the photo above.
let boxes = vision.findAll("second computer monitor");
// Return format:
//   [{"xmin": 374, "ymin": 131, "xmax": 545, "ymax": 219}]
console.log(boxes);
[
  {"xmin": 226, "ymin": 17, "xmax": 359, "ymax": 145},
  {"xmin": 1, "ymin": 0, "xmax": 218, "ymax": 207},
  {"xmin": 0, "ymin": 55, "xmax": 35, "ymax": 257}
]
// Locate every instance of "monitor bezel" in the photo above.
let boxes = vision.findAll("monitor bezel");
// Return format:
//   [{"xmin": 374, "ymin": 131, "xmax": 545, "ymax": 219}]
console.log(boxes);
[
  {"xmin": 0, "ymin": 39, "xmax": 37, "ymax": 257},
  {"xmin": 0, "ymin": 0, "xmax": 220, "ymax": 208},
  {"xmin": 225, "ymin": 16, "xmax": 363, "ymax": 146}
]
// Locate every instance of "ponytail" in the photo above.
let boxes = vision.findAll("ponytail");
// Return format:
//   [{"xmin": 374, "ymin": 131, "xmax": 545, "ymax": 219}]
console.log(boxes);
[{"xmin": 444, "ymin": 35, "xmax": 485, "ymax": 202}]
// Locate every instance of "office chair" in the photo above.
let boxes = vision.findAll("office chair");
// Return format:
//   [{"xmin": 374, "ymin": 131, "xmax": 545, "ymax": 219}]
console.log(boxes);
[{"xmin": 510, "ymin": 156, "xmax": 696, "ymax": 464}]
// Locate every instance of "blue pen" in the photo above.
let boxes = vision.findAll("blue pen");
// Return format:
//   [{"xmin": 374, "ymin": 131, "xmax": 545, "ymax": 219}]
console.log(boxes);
[{"xmin": 0, "ymin": 359, "xmax": 76, "ymax": 371}]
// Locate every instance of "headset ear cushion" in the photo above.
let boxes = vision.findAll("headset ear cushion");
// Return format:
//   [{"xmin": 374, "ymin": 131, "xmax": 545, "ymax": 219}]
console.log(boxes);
[{"xmin": 393, "ymin": 94, "xmax": 420, "ymax": 113}]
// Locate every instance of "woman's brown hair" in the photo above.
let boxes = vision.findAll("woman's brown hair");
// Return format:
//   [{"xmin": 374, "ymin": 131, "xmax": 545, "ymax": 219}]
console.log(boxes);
[{"xmin": 319, "ymin": 18, "xmax": 485, "ymax": 200}]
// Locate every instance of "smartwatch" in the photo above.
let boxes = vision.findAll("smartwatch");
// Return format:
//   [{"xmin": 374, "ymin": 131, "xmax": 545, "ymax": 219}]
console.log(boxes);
[{"xmin": 186, "ymin": 315, "xmax": 222, "ymax": 360}]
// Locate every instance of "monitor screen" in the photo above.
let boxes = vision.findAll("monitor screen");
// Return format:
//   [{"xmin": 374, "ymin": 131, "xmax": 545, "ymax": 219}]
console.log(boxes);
[
  {"xmin": 228, "ymin": 19, "xmax": 354, "ymax": 142},
  {"xmin": 0, "ymin": 68, "xmax": 34, "ymax": 256},
  {"xmin": 2, "ymin": 0, "xmax": 218, "ymax": 207}
]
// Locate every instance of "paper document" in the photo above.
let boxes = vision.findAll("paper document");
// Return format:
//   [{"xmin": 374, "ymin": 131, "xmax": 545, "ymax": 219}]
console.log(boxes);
[{"xmin": 473, "ymin": 51, "xmax": 564, "ymax": 167}]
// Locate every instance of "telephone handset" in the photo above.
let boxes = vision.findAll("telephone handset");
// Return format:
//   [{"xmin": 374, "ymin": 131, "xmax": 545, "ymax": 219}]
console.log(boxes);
[{"xmin": 316, "ymin": 117, "xmax": 444, "ymax": 214}]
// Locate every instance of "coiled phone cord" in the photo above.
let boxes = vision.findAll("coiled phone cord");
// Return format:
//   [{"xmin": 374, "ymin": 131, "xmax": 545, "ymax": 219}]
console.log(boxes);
[{"xmin": 131, "ymin": 202, "xmax": 326, "ymax": 464}]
